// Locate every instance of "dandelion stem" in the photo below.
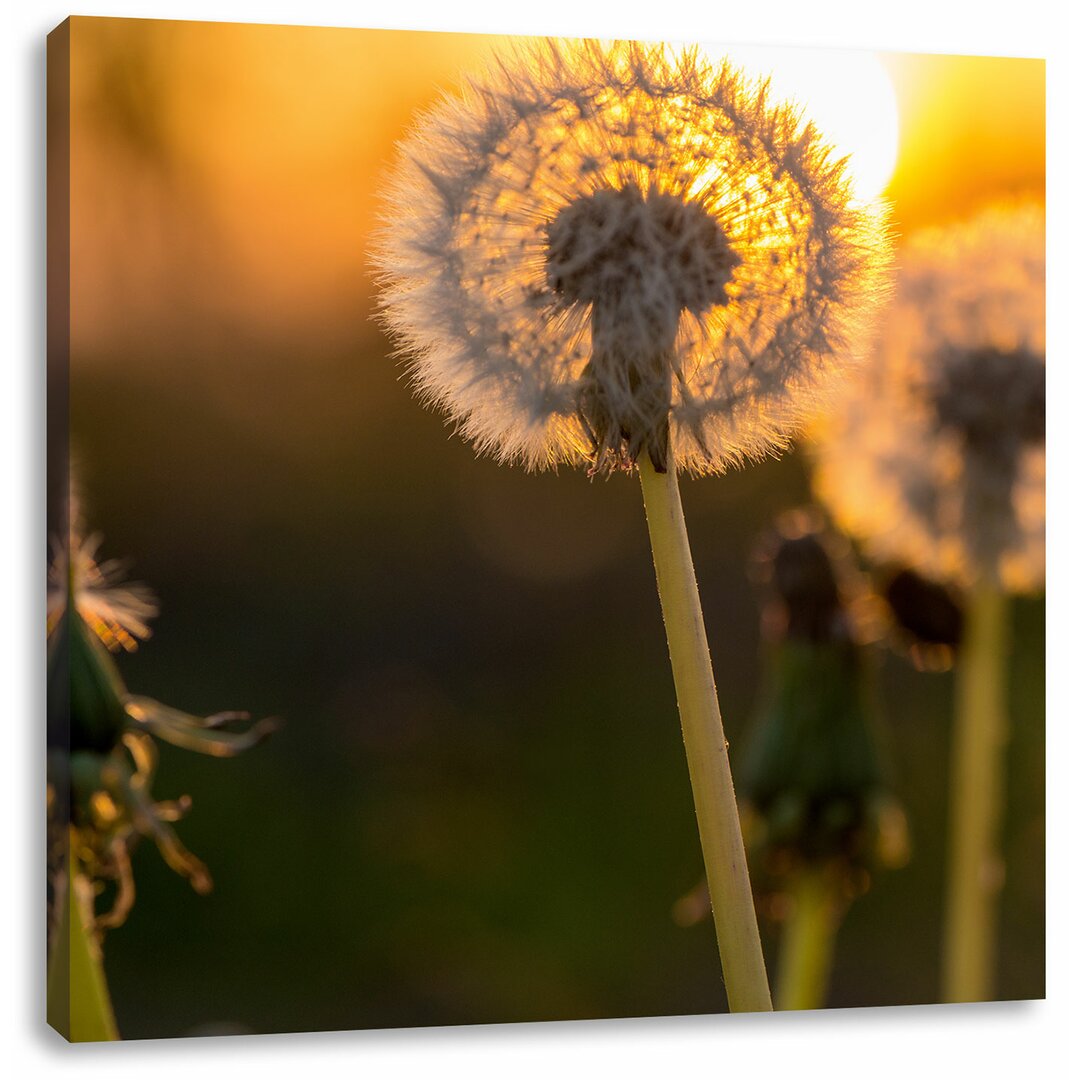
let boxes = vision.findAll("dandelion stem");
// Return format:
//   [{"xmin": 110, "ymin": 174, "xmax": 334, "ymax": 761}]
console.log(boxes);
[
  {"xmin": 47, "ymin": 833, "xmax": 120, "ymax": 1042},
  {"xmin": 638, "ymin": 453, "xmax": 772, "ymax": 1012},
  {"xmin": 776, "ymin": 867, "xmax": 839, "ymax": 1011},
  {"xmin": 942, "ymin": 579, "xmax": 1009, "ymax": 1003}
]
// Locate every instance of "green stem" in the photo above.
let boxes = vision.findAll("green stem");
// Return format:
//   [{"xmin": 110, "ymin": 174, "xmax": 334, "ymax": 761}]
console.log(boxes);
[
  {"xmin": 776, "ymin": 867, "xmax": 839, "ymax": 1011},
  {"xmin": 638, "ymin": 453, "xmax": 772, "ymax": 1012},
  {"xmin": 47, "ymin": 836, "xmax": 120, "ymax": 1042},
  {"xmin": 942, "ymin": 580, "xmax": 1009, "ymax": 1003}
]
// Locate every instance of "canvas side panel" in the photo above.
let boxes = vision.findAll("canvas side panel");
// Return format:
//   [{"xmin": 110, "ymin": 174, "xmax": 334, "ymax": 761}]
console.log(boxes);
[{"xmin": 46, "ymin": 16, "xmax": 72, "ymax": 1043}]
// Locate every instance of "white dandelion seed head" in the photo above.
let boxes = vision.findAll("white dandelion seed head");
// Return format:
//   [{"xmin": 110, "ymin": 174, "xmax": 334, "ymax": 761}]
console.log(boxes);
[
  {"xmin": 373, "ymin": 38, "xmax": 893, "ymax": 476},
  {"xmin": 810, "ymin": 200, "xmax": 1045, "ymax": 593}
]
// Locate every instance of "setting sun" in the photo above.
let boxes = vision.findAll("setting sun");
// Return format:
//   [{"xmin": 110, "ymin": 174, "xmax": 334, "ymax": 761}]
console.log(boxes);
[{"xmin": 704, "ymin": 44, "xmax": 900, "ymax": 200}]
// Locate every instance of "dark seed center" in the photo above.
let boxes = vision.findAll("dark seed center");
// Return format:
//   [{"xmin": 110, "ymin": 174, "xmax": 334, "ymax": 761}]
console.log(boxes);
[{"xmin": 545, "ymin": 185, "xmax": 738, "ymax": 315}]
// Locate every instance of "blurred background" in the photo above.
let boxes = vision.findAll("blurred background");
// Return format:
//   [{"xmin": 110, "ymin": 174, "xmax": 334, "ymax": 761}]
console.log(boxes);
[{"xmin": 56, "ymin": 17, "xmax": 1044, "ymax": 1037}]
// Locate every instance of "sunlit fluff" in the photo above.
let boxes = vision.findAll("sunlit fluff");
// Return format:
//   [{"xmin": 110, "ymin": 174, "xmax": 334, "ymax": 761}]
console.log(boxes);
[
  {"xmin": 47, "ymin": 530, "xmax": 158, "ymax": 652},
  {"xmin": 374, "ymin": 39, "xmax": 892, "ymax": 476},
  {"xmin": 811, "ymin": 201, "xmax": 1045, "ymax": 592}
]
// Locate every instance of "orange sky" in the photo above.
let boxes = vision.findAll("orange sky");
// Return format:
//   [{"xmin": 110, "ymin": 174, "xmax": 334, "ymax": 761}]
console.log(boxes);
[{"xmin": 64, "ymin": 18, "xmax": 1045, "ymax": 359}]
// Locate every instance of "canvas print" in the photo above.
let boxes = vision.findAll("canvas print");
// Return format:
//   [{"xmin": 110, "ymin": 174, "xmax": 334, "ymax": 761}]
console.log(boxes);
[{"xmin": 46, "ymin": 16, "xmax": 1045, "ymax": 1041}]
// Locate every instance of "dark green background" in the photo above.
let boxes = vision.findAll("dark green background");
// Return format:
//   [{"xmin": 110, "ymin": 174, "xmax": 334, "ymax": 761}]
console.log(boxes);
[{"xmin": 70, "ymin": 332, "xmax": 1044, "ymax": 1036}]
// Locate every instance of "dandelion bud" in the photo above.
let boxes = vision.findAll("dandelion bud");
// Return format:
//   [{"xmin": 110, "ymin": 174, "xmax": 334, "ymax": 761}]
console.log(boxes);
[
  {"xmin": 768, "ymin": 532, "xmax": 844, "ymax": 643},
  {"xmin": 741, "ymin": 519, "xmax": 905, "ymax": 876},
  {"xmin": 880, "ymin": 567, "xmax": 964, "ymax": 672},
  {"xmin": 63, "ymin": 610, "xmax": 131, "ymax": 754}
]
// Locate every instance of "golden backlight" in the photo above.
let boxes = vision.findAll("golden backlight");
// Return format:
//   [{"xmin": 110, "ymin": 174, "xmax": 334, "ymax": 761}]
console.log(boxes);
[
  {"xmin": 705, "ymin": 44, "xmax": 900, "ymax": 200},
  {"xmin": 66, "ymin": 20, "xmax": 1042, "ymax": 367}
]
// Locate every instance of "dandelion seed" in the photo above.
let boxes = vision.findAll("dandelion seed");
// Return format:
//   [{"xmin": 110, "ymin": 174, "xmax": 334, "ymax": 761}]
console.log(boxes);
[
  {"xmin": 811, "ymin": 200, "xmax": 1045, "ymax": 593},
  {"xmin": 374, "ymin": 39, "xmax": 891, "ymax": 476}
]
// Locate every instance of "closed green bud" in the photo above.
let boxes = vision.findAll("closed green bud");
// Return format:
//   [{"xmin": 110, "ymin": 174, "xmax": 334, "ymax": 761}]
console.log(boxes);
[
  {"xmin": 64, "ymin": 612, "xmax": 131, "ymax": 754},
  {"xmin": 741, "ymin": 516, "xmax": 907, "ymax": 880},
  {"xmin": 743, "ymin": 638, "xmax": 884, "ymax": 866}
]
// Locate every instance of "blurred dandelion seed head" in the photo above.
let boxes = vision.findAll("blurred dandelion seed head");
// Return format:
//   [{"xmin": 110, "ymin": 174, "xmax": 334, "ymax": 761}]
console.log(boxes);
[
  {"xmin": 374, "ymin": 38, "xmax": 892, "ymax": 475},
  {"xmin": 810, "ymin": 200, "xmax": 1045, "ymax": 592}
]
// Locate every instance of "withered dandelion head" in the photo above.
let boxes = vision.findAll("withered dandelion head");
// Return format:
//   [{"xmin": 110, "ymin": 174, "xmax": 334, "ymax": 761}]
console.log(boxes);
[
  {"xmin": 48, "ymin": 517, "xmax": 276, "ymax": 930},
  {"xmin": 374, "ymin": 39, "xmax": 892, "ymax": 476},
  {"xmin": 811, "ymin": 201, "xmax": 1045, "ymax": 592}
]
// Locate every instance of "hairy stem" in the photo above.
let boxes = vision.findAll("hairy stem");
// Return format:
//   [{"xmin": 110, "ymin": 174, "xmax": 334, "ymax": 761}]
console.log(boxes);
[
  {"xmin": 776, "ymin": 867, "xmax": 839, "ymax": 1011},
  {"xmin": 942, "ymin": 580, "xmax": 1009, "ymax": 1003},
  {"xmin": 638, "ymin": 453, "xmax": 772, "ymax": 1012}
]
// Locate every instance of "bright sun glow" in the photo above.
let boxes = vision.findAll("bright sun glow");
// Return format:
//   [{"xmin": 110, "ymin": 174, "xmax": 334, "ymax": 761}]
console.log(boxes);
[{"xmin": 701, "ymin": 44, "xmax": 900, "ymax": 200}]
